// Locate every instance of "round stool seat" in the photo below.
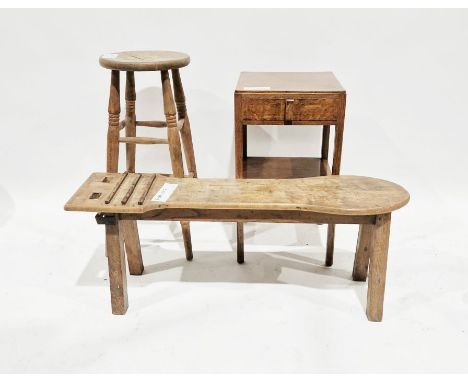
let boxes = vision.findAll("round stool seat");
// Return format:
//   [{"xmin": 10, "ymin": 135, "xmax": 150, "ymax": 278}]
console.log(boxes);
[{"xmin": 99, "ymin": 50, "xmax": 190, "ymax": 71}]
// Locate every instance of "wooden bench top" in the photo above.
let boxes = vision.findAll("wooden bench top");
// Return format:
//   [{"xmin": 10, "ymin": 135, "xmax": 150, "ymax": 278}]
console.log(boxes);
[
  {"xmin": 99, "ymin": 50, "xmax": 190, "ymax": 71},
  {"xmin": 65, "ymin": 173, "xmax": 409, "ymax": 216}
]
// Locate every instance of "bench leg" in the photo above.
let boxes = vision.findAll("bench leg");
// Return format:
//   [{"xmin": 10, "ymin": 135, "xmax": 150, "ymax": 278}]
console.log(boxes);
[
  {"xmin": 366, "ymin": 213, "xmax": 391, "ymax": 322},
  {"xmin": 106, "ymin": 217, "xmax": 128, "ymax": 315},
  {"xmin": 120, "ymin": 220, "xmax": 144, "ymax": 275},
  {"xmin": 352, "ymin": 224, "xmax": 372, "ymax": 281},
  {"xmin": 237, "ymin": 222, "xmax": 244, "ymax": 264},
  {"xmin": 325, "ymin": 224, "xmax": 334, "ymax": 266},
  {"xmin": 181, "ymin": 221, "xmax": 193, "ymax": 261}
]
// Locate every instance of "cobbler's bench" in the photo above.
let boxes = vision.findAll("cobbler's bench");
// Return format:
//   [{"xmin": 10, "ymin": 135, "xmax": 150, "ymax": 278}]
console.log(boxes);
[{"xmin": 65, "ymin": 173, "xmax": 409, "ymax": 321}]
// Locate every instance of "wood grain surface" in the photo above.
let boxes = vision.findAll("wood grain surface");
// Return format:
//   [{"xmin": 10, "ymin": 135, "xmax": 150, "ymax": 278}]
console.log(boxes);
[
  {"xmin": 65, "ymin": 173, "xmax": 410, "ymax": 216},
  {"xmin": 99, "ymin": 50, "xmax": 190, "ymax": 71},
  {"xmin": 235, "ymin": 72, "xmax": 345, "ymax": 93}
]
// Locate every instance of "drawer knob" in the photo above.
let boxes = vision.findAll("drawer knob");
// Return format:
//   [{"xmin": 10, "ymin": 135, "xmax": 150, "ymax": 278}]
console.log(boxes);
[{"xmin": 286, "ymin": 98, "xmax": 295, "ymax": 103}]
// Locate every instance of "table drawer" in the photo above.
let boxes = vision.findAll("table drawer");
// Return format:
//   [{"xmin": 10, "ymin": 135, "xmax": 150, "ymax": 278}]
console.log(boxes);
[
  {"xmin": 285, "ymin": 97, "xmax": 338, "ymax": 121},
  {"xmin": 241, "ymin": 97, "xmax": 285, "ymax": 121}
]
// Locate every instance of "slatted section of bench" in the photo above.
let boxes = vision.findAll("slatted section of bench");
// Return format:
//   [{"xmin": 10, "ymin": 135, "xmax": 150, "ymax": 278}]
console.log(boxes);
[{"xmin": 65, "ymin": 172, "xmax": 410, "ymax": 217}]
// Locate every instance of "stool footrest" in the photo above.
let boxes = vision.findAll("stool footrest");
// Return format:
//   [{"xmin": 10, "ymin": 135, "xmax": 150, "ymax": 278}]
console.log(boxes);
[
  {"xmin": 136, "ymin": 120, "xmax": 168, "ymax": 128},
  {"xmin": 119, "ymin": 137, "xmax": 168, "ymax": 145}
]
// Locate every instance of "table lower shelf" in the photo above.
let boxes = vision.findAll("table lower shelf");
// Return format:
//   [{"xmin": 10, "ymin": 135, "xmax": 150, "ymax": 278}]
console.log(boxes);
[{"xmin": 241, "ymin": 157, "xmax": 331, "ymax": 179}]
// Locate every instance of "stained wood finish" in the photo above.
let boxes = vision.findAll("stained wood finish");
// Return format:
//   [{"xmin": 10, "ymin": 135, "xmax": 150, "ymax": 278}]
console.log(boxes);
[
  {"xmin": 237, "ymin": 223, "xmax": 244, "ymax": 264},
  {"xmin": 136, "ymin": 120, "xmax": 167, "ymax": 127},
  {"xmin": 242, "ymin": 157, "xmax": 326, "ymax": 179},
  {"xmin": 321, "ymin": 125, "xmax": 330, "ymax": 160},
  {"xmin": 65, "ymin": 173, "xmax": 410, "ymax": 216},
  {"xmin": 107, "ymin": 70, "xmax": 120, "ymax": 173},
  {"xmin": 162, "ymin": 70, "xmax": 184, "ymax": 177},
  {"xmin": 99, "ymin": 50, "xmax": 190, "ymax": 71},
  {"xmin": 125, "ymin": 72, "xmax": 137, "ymax": 172},
  {"xmin": 123, "ymin": 209, "xmax": 375, "ymax": 225},
  {"xmin": 180, "ymin": 222, "xmax": 193, "ymax": 261},
  {"xmin": 161, "ymin": 70, "xmax": 193, "ymax": 261},
  {"xmin": 235, "ymin": 72, "xmax": 346, "ymax": 266},
  {"xmin": 119, "ymin": 137, "xmax": 168, "ymax": 145},
  {"xmin": 352, "ymin": 224, "xmax": 373, "ymax": 281},
  {"xmin": 65, "ymin": 173, "xmax": 408, "ymax": 320},
  {"xmin": 101, "ymin": 52, "xmax": 197, "ymax": 289},
  {"xmin": 120, "ymin": 220, "xmax": 144, "ymax": 275},
  {"xmin": 367, "ymin": 214, "xmax": 391, "ymax": 322},
  {"xmin": 105, "ymin": 216, "xmax": 128, "ymax": 314},
  {"xmin": 235, "ymin": 72, "xmax": 345, "ymax": 93},
  {"xmin": 241, "ymin": 97, "xmax": 285, "ymax": 121},
  {"xmin": 235, "ymin": 93, "xmax": 243, "ymax": 178},
  {"xmin": 172, "ymin": 69, "xmax": 197, "ymax": 178},
  {"xmin": 325, "ymin": 224, "xmax": 335, "ymax": 267},
  {"xmin": 285, "ymin": 97, "xmax": 339, "ymax": 121}
]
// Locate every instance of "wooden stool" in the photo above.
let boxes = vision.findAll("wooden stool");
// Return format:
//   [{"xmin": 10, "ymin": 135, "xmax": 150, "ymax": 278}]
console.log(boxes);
[{"xmin": 99, "ymin": 50, "xmax": 197, "ymax": 266}]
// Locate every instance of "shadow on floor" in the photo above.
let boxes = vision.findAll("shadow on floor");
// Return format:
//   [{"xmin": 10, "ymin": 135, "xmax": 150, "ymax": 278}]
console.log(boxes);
[{"xmin": 75, "ymin": 230, "xmax": 367, "ymax": 313}]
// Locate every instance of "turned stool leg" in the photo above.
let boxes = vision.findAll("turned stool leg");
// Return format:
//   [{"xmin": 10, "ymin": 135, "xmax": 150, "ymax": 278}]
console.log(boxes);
[
  {"xmin": 352, "ymin": 224, "xmax": 373, "ymax": 281},
  {"xmin": 161, "ymin": 70, "xmax": 193, "ymax": 261},
  {"xmin": 104, "ymin": 70, "xmax": 120, "ymax": 260},
  {"xmin": 105, "ymin": 215, "xmax": 128, "ymax": 315},
  {"xmin": 121, "ymin": 71, "xmax": 144, "ymax": 275},
  {"xmin": 107, "ymin": 70, "xmax": 120, "ymax": 172},
  {"xmin": 125, "ymin": 71, "xmax": 137, "ymax": 172},
  {"xmin": 172, "ymin": 69, "xmax": 197, "ymax": 178},
  {"xmin": 105, "ymin": 70, "xmax": 143, "ymax": 274},
  {"xmin": 366, "ymin": 213, "xmax": 391, "ymax": 322}
]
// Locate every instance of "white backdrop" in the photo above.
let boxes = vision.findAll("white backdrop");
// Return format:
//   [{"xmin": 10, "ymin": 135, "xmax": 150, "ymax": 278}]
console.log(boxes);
[{"xmin": 1, "ymin": 9, "xmax": 468, "ymax": 372}]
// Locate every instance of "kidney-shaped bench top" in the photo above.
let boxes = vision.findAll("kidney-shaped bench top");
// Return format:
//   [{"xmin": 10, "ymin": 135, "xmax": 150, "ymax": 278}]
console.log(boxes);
[{"xmin": 65, "ymin": 173, "xmax": 410, "ymax": 216}]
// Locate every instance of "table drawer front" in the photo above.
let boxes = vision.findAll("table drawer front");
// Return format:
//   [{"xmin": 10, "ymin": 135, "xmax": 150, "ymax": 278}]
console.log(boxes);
[
  {"xmin": 241, "ymin": 98, "xmax": 285, "ymax": 121},
  {"xmin": 286, "ymin": 97, "xmax": 338, "ymax": 121}
]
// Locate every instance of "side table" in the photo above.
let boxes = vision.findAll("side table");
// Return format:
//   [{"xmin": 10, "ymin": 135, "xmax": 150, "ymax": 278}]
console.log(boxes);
[{"xmin": 234, "ymin": 72, "xmax": 346, "ymax": 266}]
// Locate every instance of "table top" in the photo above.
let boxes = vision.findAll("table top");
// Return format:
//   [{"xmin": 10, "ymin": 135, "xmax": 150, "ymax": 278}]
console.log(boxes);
[
  {"xmin": 235, "ymin": 72, "xmax": 345, "ymax": 93},
  {"xmin": 65, "ymin": 173, "xmax": 409, "ymax": 216}
]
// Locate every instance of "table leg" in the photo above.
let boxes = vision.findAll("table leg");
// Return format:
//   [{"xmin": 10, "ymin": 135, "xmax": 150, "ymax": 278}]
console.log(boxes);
[
  {"xmin": 366, "ymin": 213, "xmax": 391, "ymax": 322},
  {"xmin": 325, "ymin": 224, "xmax": 334, "ymax": 267},
  {"xmin": 326, "ymin": 122, "xmax": 345, "ymax": 266},
  {"xmin": 234, "ymin": 94, "xmax": 245, "ymax": 263},
  {"xmin": 321, "ymin": 125, "xmax": 330, "ymax": 163},
  {"xmin": 235, "ymin": 94, "xmax": 243, "ymax": 178},
  {"xmin": 237, "ymin": 222, "xmax": 244, "ymax": 264},
  {"xmin": 106, "ymin": 216, "xmax": 128, "ymax": 315}
]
